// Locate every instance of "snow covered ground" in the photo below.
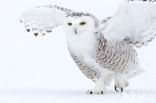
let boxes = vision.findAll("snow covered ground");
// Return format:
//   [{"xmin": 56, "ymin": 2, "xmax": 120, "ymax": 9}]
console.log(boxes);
[{"xmin": 0, "ymin": 0, "xmax": 156, "ymax": 103}]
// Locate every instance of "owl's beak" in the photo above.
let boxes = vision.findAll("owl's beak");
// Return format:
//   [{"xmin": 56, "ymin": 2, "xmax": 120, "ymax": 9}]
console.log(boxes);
[{"xmin": 74, "ymin": 28, "xmax": 77, "ymax": 34}]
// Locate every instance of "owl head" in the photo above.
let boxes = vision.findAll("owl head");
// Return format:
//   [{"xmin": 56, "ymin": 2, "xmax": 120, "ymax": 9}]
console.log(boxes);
[{"xmin": 63, "ymin": 13, "xmax": 99, "ymax": 38}]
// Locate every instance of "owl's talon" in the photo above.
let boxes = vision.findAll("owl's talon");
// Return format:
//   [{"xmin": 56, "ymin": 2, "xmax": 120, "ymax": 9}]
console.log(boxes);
[
  {"xmin": 115, "ymin": 86, "xmax": 119, "ymax": 92},
  {"xmin": 121, "ymin": 88, "xmax": 124, "ymax": 92},
  {"xmin": 115, "ymin": 86, "xmax": 124, "ymax": 92},
  {"xmin": 87, "ymin": 90, "xmax": 104, "ymax": 95}
]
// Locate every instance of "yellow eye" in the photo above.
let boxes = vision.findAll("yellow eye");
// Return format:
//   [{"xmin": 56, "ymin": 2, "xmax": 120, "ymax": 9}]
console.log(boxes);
[
  {"xmin": 80, "ymin": 22, "xmax": 86, "ymax": 25},
  {"xmin": 68, "ymin": 22, "xmax": 72, "ymax": 26}
]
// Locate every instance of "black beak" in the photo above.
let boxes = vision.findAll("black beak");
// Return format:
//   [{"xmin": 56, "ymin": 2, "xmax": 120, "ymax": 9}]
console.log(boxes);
[{"xmin": 75, "ymin": 29, "xmax": 77, "ymax": 34}]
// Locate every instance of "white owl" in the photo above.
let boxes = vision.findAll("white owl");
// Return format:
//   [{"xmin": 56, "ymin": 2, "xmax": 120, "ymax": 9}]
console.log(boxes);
[{"xmin": 20, "ymin": 0, "xmax": 156, "ymax": 94}]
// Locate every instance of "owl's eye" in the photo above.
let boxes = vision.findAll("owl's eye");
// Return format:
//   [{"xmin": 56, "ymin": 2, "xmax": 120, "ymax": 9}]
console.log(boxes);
[
  {"xmin": 68, "ymin": 22, "xmax": 72, "ymax": 26},
  {"xmin": 80, "ymin": 22, "xmax": 86, "ymax": 25}
]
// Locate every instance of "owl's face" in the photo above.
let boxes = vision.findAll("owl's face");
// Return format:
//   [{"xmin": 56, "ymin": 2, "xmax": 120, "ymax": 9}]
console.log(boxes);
[{"xmin": 63, "ymin": 16, "xmax": 97, "ymax": 38}]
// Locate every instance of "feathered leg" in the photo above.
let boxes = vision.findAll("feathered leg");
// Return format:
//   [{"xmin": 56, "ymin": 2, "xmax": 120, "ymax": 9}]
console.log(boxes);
[
  {"xmin": 87, "ymin": 78, "xmax": 106, "ymax": 95},
  {"xmin": 88, "ymin": 73, "xmax": 113, "ymax": 95},
  {"xmin": 114, "ymin": 74, "xmax": 129, "ymax": 92}
]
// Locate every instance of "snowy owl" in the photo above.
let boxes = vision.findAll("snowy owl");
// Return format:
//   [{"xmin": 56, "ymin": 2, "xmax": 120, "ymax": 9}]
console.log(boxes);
[{"xmin": 20, "ymin": 0, "xmax": 156, "ymax": 94}]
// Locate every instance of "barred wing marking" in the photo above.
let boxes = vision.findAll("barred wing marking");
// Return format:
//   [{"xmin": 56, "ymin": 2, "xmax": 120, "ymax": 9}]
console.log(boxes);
[
  {"xmin": 102, "ymin": 0, "xmax": 156, "ymax": 47},
  {"xmin": 20, "ymin": 5, "xmax": 74, "ymax": 36}
]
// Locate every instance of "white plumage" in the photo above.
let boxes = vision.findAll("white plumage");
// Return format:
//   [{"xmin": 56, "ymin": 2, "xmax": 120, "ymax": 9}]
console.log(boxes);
[
  {"xmin": 102, "ymin": 1, "xmax": 156, "ymax": 47},
  {"xmin": 20, "ymin": 0, "xmax": 156, "ymax": 94},
  {"xmin": 20, "ymin": 5, "xmax": 74, "ymax": 36}
]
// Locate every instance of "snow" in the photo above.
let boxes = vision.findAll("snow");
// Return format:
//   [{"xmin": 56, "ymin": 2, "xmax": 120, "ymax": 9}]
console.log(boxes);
[{"xmin": 0, "ymin": 0, "xmax": 156, "ymax": 103}]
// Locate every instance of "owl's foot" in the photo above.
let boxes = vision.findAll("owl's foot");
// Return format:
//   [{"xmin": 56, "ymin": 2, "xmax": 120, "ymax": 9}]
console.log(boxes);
[
  {"xmin": 114, "ymin": 80, "xmax": 129, "ymax": 92},
  {"xmin": 87, "ymin": 90, "xmax": 104, "ymax": 95},
  {"xmin": 115, "ymin": 86, "xmax": 124, "ymax": 92},
  {"xmin": 87, "ymin": 78, "xmax": 108, "ymax": 95}
]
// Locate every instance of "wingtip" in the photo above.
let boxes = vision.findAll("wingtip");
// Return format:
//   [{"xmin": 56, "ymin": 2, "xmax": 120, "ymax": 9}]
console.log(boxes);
[
  {"xmin": 42, "ymin": 33, "xmax": 46, "ymax": 36},
  {"xmin": 26, "ymin": 29, "xmax": 31, "ymax": 32},
  {"xmin": 34, "ymin": 33, "xmax": 39, "ymax": 36},
  {"xmin": 46, "ymin": 30, "xmax": 52, "ymax": 33}
]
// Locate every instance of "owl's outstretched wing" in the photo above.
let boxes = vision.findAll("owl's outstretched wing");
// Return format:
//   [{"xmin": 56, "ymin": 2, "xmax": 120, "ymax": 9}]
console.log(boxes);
[
  {"xmin": 102, "ymin": 0, "xmax": 156, "ymax": 47},
  {"xmin": 99, "ymin": 16, "xmax": 112, "ymax": 31},
  {"xmin": 20, "ymin": 5, "xmax": 74, "ymax": 36}
]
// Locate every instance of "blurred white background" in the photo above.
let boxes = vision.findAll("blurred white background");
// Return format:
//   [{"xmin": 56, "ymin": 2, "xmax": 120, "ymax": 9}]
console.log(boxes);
[{"xmin": 0, "ymin": 0, "xmax": 156, "ymax": 103}]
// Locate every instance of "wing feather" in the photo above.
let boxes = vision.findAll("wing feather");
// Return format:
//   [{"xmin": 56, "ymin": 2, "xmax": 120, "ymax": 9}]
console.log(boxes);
[
  {"xmin": 20, "ymin": 5, "xmax": 74, "ymax": 36},
  {"xmin": 102, "ymin": 0, "xmax": 156, "ymax": 47}
]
